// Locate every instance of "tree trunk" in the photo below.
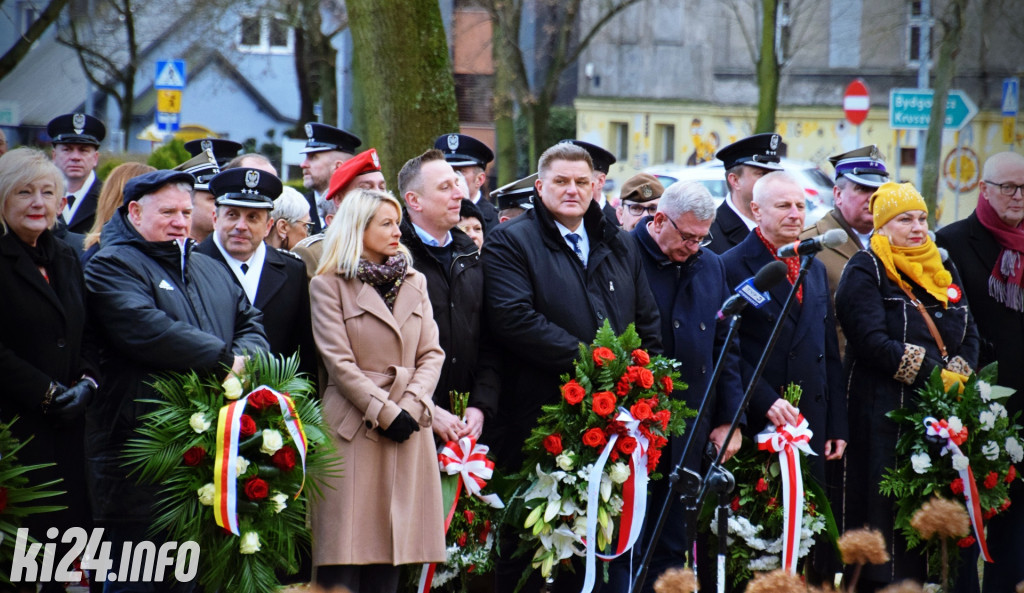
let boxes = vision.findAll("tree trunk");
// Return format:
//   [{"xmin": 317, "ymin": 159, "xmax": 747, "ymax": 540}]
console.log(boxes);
[
  {"xmin": 318, "ymin": 39, "xmax": 339, "ymax": 126},
  {"xmin": 347, "ymin": 0, "xmax": 459, "ymax": 191},
  {"xmin": 292, "ymin": 23, "xmax": 316, "ymax": 134},
  {"xmin": 922, "ymin": 0, "xmax": 968, "ymax": 225},
  {"xmin": 492, "ymin": 16, "xmax": 518, "ymax": 184},
  {"xmin": 0, "ymin": 0, "xmax": 71, "ymax": 80},
  {"xmin": 755, "ymin": 0, "xmax": 780, "ymax": 134}
]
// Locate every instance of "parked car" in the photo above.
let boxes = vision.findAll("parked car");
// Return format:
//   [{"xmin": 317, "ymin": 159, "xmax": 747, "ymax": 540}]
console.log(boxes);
[{"xmin": 643, "ymin": 158, "xmax": 835, "ymax": 223}]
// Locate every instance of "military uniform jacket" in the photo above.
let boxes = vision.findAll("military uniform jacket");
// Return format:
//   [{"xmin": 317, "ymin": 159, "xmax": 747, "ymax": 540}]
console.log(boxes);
[
  {"xmin": 720, "ymin": 231, "xmax": 847, "ymax": 480},
  {"xmin": 799, "ymin": 209, "xmax": 863, "ymax": 354},
  {"xmin": 67, "ymin": 177, "xmax": 102, "ymax": 234},
  {"xmin": 482, "ymin": 198, "xmax": 662, "ymax": 468},
  {"xmin": 707, "ymin": 198, "xmax": 750, "ymax": 254}
]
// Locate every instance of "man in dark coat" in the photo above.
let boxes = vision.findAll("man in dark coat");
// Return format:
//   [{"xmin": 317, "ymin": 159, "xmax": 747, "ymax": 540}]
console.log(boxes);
[
  {"xmin": 937, "ymin": 151, "xmax": 1024, "ymax": 592},
  {"xmin": 194, "ymin": 167, "xmax": 315, "ymax": 379},
  {"xmin": 483, "ymin": 141, "xmax": 661, "ymax": 593},
  {"xmin": 707, "ymin": 133, "xmax": 784, "ymax": 254},
  {"xmin": 48, "ymin": 112, "xmax": 105, "ymax": 234},
  {"xmin": 84, "ymin": 170, "xmax": 268, "ymax": 593},
  {"xmin": 397, "ymin": 148, "xmax": 499, "ymax": 441},
  {"xmin": 720, "ymin": 171, "xmax": 847, "ymax": 480},
  {"xmin": 626, "ymin": 180, "xmax": 745, "ymax": 591}
]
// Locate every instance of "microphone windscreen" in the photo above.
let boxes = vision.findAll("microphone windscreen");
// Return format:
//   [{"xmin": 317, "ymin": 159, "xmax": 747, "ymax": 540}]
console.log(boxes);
[
  {"xmin": 822, "ymin": 228, "xmax": 849, "ymax": 249},
  {"xmin": 753, "ymin": 260, "xmax": 789, "ymax": 291}
]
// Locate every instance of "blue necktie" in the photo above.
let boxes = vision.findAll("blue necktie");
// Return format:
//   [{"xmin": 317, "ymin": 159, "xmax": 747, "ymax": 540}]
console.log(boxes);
[
  {"xmin": 240, "ymin": 263, "xmax": 249, "ymax": 275},
  {"xmin": 566, "ymin": 233, "xmax": 584, "ymax": 264}
]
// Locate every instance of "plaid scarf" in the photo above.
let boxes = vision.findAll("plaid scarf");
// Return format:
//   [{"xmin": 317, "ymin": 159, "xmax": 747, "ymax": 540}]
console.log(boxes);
[
  {"xmin": 756, "ymin": 227, "xmax": 801, "ymax": 303},
  {"xmin": 356, "ymin": 255, "xmax": 408, "ymax": 311},
  {"xmin": 976, "ymin": 196, "xmax": 1024, "ymax": 311}
]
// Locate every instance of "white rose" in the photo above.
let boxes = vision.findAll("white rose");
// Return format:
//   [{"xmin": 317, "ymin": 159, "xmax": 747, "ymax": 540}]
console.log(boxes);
[
  {"xmin": 980, "ymin": 411, "xmax": 997, "ymax": 431},
  {"xmin": 947, "ymin": 416, "xmax": 963, "ymax": 434},
  {"xmin": 271, "ymin": 491, "xmax": 288, "ymax": 513},
  {"xmin": 609, "ymin": 495, "xmax": 624, "ymax": 514},
  {"xmin": 260, "ymin": 429, "xmax": 284, "ymax": 455},
  {"xmin": 236, "ymin": 456, "xmax": 250, "ymax": 477},
  {"xmin": 978, "ymin": 380, "xmax": 992, "ymax": 401},
  {"xmin": 1006, "ymin": 437, "xmax": 1024, "ymax": 463},
  {"xmin": 911, "ymin": 452, "xmax": 932, "ymax": 474},
  {"xmin": 197, "ymin": 483, "xmax": 215, "ymax": 506},
  {"xmin": 222, "ymin": 374, "xmax": 243, "ymax": 400},
  {"xmin": 951, "ymin": 453, "xmax": 969, "ymax": 471},
  {"xmin": 556, "ymin": 452, "xmax": 574, "ymax": 471},
  {"xmin": 189, "ymin": 413, "xmax": 210, "ymax": 434},
  {"xmin": 239, "ymin": 531, "xmax": 261, "ymax": 554},
  {"xmin": 983, "ymin": 441, "xmax": 1001, "ymax": 461},
  {"xmin": 608, "ymin": 462, "xmax": 630, "ymax": 484},
  {"xmin": 990, "ymin": 402, "xmax": 1008, "ymax": 418}
]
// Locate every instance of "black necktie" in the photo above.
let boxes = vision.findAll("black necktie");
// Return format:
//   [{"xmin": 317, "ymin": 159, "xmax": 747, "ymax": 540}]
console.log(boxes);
[
  {"xmin": 240, "ymin": 263, "xmax": 249, "ymax": 274},
  {"xmin": 66, "ymin": 195, "xmax": 76, "ymax": 209}
]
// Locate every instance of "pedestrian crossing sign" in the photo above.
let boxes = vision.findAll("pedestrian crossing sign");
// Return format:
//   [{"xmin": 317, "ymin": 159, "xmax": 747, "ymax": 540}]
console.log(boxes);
[{"xmin": 155, "ymin": 60, "xmax": 186, "ymax": 90}]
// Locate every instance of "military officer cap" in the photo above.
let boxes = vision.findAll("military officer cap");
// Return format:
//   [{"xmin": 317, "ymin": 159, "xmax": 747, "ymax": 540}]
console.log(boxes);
[
  {"xmin": 184, "ymin": 138, "xmax": 243, "ymax": 167},
  {"xmin": 434, "ymin": 133, "xmax": 494, "ymax": 168},
  {"xmin": 47, "ymin": 113, "xmax": 106, "ymax": 147},
  {"xmin": 829, "ymin": 145, "xmax": 889, "ymax": 188},
  {"xmin": 121, "ymin": 170, "xmax": 194, "ymax": 207},
  {"xmin": 619, "ymin": 173, "xmax": 665, "ymax": 204},
  {"xmin": 561, "ymin": 139, "xmax": 616, "ymax": 174},
  {"xmin": 490, "ymin": 173, "xmax": 537, "ymax": 211},
  {"xmin": 174, "ymin": 148, "xmax": 220, "ymax": 191},
  {"xmin": 300, "ymin": 122, "xmax": 362, "ymax": 155},
  {"xmin": 209, "ymin": 168, "xmax": 282, "ymax": 210},
  {"xmin": 716, "ymin": 133, "xmax": 785, "ymax": 171},
  {"xmin": 325, "ymin": 148, "xmax": 382, "ymax": 202}
]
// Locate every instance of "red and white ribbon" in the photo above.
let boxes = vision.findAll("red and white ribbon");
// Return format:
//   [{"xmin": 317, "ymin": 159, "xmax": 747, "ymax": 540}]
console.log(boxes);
[
  {"xmin": 418, "ymin": 436, "xmax": 504, "ymax": 593},
  {"xmin": 756, "ymin": 414, "xmax": 816, "ymax": 574},
  {"xmin": 923, "ymin": 416, "xmax": 993, "ymax": 562},
  {"xmin": 213, "ymin": 385, "xmax": 308, "ymax": 535},
  {"xmin": 581, "ymin": 408, "xmax": 650, "ymax": 593}
]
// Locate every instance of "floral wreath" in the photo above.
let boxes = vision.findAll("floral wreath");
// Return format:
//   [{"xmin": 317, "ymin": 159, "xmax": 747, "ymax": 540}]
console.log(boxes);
[
  {"xmin": 505, "ymin": 321, "xmax": 693, "ymax": 590},
  {"xmin": 124, "ymin": 351, "xmax": 338, "ymax": 593}
]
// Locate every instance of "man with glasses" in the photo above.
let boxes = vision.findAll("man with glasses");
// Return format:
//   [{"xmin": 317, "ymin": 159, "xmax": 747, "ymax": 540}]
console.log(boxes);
[
  {"xmin": 617, "ymin": 172, "xmax": 664, "ymax": 231},
  {"xmin": 937, "ymin": 151, "xmax": 1024, "ymax": 592},
  {"xmin": 616, "ymin": 180, "xmax": 743, "ymax": 591}
]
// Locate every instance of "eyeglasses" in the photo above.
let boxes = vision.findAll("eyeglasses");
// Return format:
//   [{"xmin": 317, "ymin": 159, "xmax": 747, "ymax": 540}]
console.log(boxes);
[
  {"xmin": 984, "ymin": 180, "xmax": 1024, "ymax": 197},
  {"xmin": 625, "ymin": 202, "xmax": 659, "ymax": 217},
  {"xmin": 664, "ymin": 216, "xmax": 713, "ymax": 247}
]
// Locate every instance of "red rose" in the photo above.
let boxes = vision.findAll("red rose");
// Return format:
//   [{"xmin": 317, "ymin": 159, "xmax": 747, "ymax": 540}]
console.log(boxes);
[
  {"xmin": 182, "ymin": 446, "xmax": 206, "ymax": 467},
  {"xmin": 616, "ymin": 436, "xmax": 638, "ymax": 456},
  {"xmin": 730, "ymin": 496, "xmax": 740, "ymax": 512},
  {"xmin": 464, "ymin": 509, "xmax": 476, "ymax": 524},
  {"xmin": 616, "ymin": 379, "xmax": 632, "ymax": 397},
  {"xmin": 271, "ymin": 447, "xmax": 298, "ymax": 472},
  {"xmin": 582, "ymin": 427, "xmax": 608, "ymax": 448},
  {"xmin": 244, "ymin": 477, "xmax": 269, "ymax": 500},
  {"xmin": 561, "ymin": 380, "xmax": 586, "ymax": 405},
  {"xmin": 0, "ymin": 487, "xmax": 7, "ymax": 513},
  {"xmin": 985, "ymin": 471, "xmax": 999, "ymax": 489},
  {"xmin": 1000, "ymin": 498, "xmax": 1012, "ymax": 511},
  {"xmin": 950, "ymin": 478, "xmax": 964, "ymax": 495},
  {"xmin": 631, "ymin": 349, "xmax": 650, "ymax": 366},
  {"xmin": 655, "ymin": 409, "xmax": 671, "ymax": 431},
  {"xmin": 239, "ymin": 414, "xmax": 257, "ymax": 437},
  {"xmin": 651, "ymin": 435, "xmax": 668, "ymax": 450},
  {"xmin": 592, "ymin": 347, "xmax": 616, "ymax": 366},
  {"xmin": 660, "ymin": 376, "xmax": 673, "ymax": 394},
  {"xmin": 479, "ymin": 519, "xmax": 492, "ymax": 543},
  {"xmin": 637, "ymin": 368, "xmax": 655, "ymax": 389},
  {"xmin": 983, "ymin": 507, "xmax": 998, "ymax": 520},
  {"xmin": 457, "ymin": 533, "xmax": 468, "ymax": 547},
  {"xmin": 958, "ymin": 536, "xmax": 976, "ymax": 548},
  {"xmin": 604, "ymin": 419, "xmax": 626, "ymax": 437},
  {"xmin": 1007, "ymin": 465, "xmax": 1017, "ymax": 483},
  {"xmin": 543, "ymin": 434, "xmax": 563, "ymax": 456},
  {"xmin": 630, "ymin": 402, "xmax": 653, "ymax": 421},
  {"xmin": 247, "ymin": 389, "xmax": 278, "ymax": 411},
  {"xmin": 646, "ymin": 448, "xmax": 662, "ymax": 473},
  {"xmin": 592, "ymin": 392, "xmax": 617, "ymax": 417},
  {"xmin": 755, "ymin": 478, "xmax": 768, "ymax": 493},
  {"xmin": 767, "ymin": 497, "xmax": 778, "ymax": 509}
]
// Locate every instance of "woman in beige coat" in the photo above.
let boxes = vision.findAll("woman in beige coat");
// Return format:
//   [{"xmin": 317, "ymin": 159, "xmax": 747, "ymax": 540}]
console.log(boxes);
[{"xmin": 309, "ymin": 188, "xmax": 446, "ymax": 593}]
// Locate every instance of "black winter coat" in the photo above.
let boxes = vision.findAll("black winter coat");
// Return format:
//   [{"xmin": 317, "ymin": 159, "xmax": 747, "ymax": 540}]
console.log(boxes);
[
  {"xmin": 482, "ymin": 197, "xmax": 662, "ymax": 468},
  {"xmin": 67, "ymin": 177, "xmax": 102, "ymax": 234},
  {"xmin": 0, "ymin": 229, "xmax": 98, "ymax": 536},
  {"xmin": 835, "ymin": 248, "xmax": 978, "ymax": 584},
  {"xmin": 706, "ymin": 200, "xmax": 750, "ymax": 254},
  {"xmin": 400, "ymin": 219, "xmax": 500, "ymax": 420},
  {"xmin": 84, "ymin": 211, "xmax": 268, "ymax": 522}
]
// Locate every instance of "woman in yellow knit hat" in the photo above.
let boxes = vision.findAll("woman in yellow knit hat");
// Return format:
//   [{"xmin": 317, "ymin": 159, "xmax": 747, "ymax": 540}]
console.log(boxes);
[{"xmin": 834, "ymin": 181, "xmax": 980, "ymax": 591}]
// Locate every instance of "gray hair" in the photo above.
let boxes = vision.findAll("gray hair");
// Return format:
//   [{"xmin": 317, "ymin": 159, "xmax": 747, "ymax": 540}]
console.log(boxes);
[
  {"xmin": 657, "ymin": 181, "xmax": 717, "ymax": 222},
  {"xmin": 538, "ymin": 143, "xmax": 593, "ymax": 177},
  {"xmin": 752, "ymin": 171, "xmax": 803, "ymax": 206},
  {"xmin": 140, "ymin": 182, "xmax": 193, "ymax": 203},
  {"xmin": 272, "ymin": 186, "xmax": 311, "ymax": 223}
]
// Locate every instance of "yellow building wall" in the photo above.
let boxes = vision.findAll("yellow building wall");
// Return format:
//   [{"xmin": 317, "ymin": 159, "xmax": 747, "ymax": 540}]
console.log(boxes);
[{"xmin": 575, "ymin": 98, "xmax": 1024, "ymax": 224}]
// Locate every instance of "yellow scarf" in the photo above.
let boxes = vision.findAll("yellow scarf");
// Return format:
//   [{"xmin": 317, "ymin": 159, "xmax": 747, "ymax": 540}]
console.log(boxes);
[{"xmin": 870, "ymin": 234, "xmax": 952, "ymax": 308}]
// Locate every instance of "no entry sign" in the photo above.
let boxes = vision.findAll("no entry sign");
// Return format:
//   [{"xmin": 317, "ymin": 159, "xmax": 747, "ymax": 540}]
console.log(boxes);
[{"xmin": 844, "ymin": 79, "xmax": 870, "ymax": 126}]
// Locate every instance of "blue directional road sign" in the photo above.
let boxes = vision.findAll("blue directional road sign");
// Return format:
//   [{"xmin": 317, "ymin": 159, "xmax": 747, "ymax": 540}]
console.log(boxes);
[
  {"xmin": 155, "ymin": 60, "xmax": 186, "ymax": 90},
  {"xmin": 889, "ymin": 88, "xmax": 978, "ymax": 131},
  {"xmin": 1003, "ymin": 78, "xmax": 1019, "ymax": 117}
]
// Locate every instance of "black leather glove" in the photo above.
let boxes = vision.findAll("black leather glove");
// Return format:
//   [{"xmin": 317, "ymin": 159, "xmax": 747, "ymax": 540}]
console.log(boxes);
[
  {"xmin": 377, "ymin": 410, "xmax": 420, "ymax": 443},
  {"xmin": 48, "ymin": 379, "xmax": 95, "ymax": 420}
]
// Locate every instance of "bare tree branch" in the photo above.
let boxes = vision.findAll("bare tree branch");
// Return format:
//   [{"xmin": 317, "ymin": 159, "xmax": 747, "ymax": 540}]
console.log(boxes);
[{"xmin": 0, "ymin": 0, "xmax": 71, "ymax": 80}]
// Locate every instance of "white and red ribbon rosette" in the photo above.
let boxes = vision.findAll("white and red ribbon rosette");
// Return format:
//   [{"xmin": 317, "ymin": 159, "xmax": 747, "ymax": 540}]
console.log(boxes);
[
  {"xmin": 923, "ymin": 416, "xmax": 993, "ymax": 562},
  {"xmin": 581, "ymin": 408, "xmax": 650, "ymax": 593},
  {"xmin": 756, "ymin": 414, "xmax": 816, "ymax": 574},
  {"xmin": 418, "ymin": 436, "xmax": 504, "ymax": 593}
]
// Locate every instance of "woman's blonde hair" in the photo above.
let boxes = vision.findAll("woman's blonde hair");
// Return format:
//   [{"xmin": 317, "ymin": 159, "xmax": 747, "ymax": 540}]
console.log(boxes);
[
  {"xmin": 0, "ymin": 147, "xmax": 65, "ymax": 235},
  {"xmin": 84, "ymin": 161, "xmax": 156, "ymax": 249},
  {"xmin": 316, "ymin": 188, "xmax": 410, "ymax": 278}
]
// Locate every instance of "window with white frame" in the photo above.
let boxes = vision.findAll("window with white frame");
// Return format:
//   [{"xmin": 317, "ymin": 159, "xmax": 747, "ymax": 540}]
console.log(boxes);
[
  {"xmin": 238, "ymin": 13, "xmax": 293, "ymax": 54},
  {"xmin": 654, "ymin": 124, "xmax": 675, "ymax": 164},
  {"xmin": 906, "ymin": 1, "xmax": 932, "ymax": 67},
  {"xmin": 611, "ymin": 122, "xmax": 629, "ymax": 162}
]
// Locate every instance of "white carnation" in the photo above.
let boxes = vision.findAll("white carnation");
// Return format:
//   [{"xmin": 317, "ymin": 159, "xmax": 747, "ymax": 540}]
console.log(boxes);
[
  {"xmin": 1006, "ymin": 437, "xmax": 1024, "ymax": 463},
  {"xmin": 911, "ymin": 452, "xmax": 932, "ymax": 474},
  {"xmin": 947, "ymin": 416, "xmax": 963, "ymax": 434},
  {"xmin": 990, "ymin": 402, "xmax": 1008, "ymax": 418},
  {"xmin": 260, "ymin": 429, "xmax": 284, "ymax": 455},
  {"xmin": 609, "ymin": 462, "xmax": 630, "ymax": 484},
  {"xmin": 197, "ymin": 483, "xmax": 215, "ymax": 506},
  {"xmin": 977, "ymin": 380, "xmax": 992, "ymax": 401},
  {"xmin": 556, "ymin": 452, "xmax": 574, "ymax": 471},
  {"xmin": 951, "ymin": 453, "xmax": 969, "ymax": 471},
  {"xmin": 239, "ymin": 531, "xmax": 261, "ymax": 554},
  {"xmin": 189, "ymin": 413, "xmax": 210, "ymax": 434},
  {"xmin": 983, "ymin": 441, "xmax": 1001, "ymax": 461},
  {"xmin": 980, "ymin": 411, "xmax": 997, "ymax": 431}
]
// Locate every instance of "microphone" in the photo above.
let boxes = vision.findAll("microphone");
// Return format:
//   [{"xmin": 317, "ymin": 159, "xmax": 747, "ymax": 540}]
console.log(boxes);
[
  {"xmin": 716, "ymin": 260, "xmax": 789, "ymax": 320},
  {"xmin": 776, "ymin": 228, "xmax": 848, "ymax": 258}
]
